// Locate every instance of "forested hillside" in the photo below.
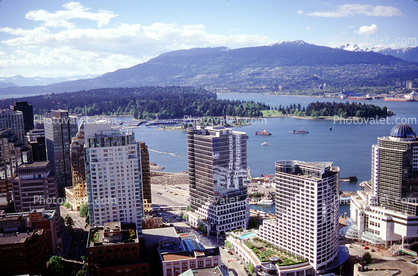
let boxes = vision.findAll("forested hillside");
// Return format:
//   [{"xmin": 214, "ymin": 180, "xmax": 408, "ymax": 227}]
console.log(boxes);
[{"xmin": 2, "ymin": 86, "xmax": 270, "ymax": 119}]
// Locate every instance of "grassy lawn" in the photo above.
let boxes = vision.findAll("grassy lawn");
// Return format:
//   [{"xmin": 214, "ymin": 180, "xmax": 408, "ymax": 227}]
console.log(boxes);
[
  {"xmin": 244, "ymin": 238, "xmax": 307, "ymax": 266},
  {"xmin": 261, "ymin": 110, "xmax": 284, "ymax": 117}
]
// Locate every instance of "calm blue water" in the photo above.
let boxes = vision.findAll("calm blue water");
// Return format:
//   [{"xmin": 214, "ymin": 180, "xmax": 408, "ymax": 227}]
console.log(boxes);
[{"xmin": 118, "ymin": 93, "xmax": 418, "ymax": 215}]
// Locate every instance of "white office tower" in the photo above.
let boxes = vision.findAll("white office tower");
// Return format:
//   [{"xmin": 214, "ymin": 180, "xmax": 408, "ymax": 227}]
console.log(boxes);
[
  {"xmin": 258, "ymin": 161, "xmax": 340, "ymax": 271},
  {"xmin": 84, "ymin": 122, "xmax": 144, "ymax": 233},
  {"xmin": 347, "ymin": 124, "xmax": 418, "ymax": 245},
  {"xmin": 187, "ymin": 126, "xmax": 249, "ymax": 236}
]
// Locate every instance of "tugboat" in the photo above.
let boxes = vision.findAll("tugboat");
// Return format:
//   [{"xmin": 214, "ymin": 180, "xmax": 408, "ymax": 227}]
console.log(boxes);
[{"xmin": 254, "ymin": 129, "xmax": 272, "ymax": 136}]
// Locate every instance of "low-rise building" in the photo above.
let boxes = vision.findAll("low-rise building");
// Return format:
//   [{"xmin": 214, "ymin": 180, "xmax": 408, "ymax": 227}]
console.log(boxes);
[
  {"xmin": 179, "ymin": 266, "xmax": 228, "ymax": 276},
  {"xmin": 159, "ymin": 233, "xmax": 221, "ymax": 276},
  {"xmin": 142, "ymin": 215, "xmax": 163, "ymax": 229},
  {"xmin": 0, "ymin": 208, "xmax": 58, "ymax": 255},
  {"xmin": 353, "ymin": 261, "xmax": 418, "ymax": 276},
  {"xmin": 0, "ymin": 229, "xmax": 46, "ymax": 275},
  {"xmin": 87, "ymin": 221, "xmax": 149, "ymax": 276}
]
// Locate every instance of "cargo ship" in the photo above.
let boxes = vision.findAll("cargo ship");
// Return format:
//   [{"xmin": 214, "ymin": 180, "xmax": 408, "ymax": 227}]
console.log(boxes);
[
  {"xmin": 348, "ymin": 93, "xmax": 372, "ymax": 100},
  {"xmin": 254, "ymin": 129, "xmax": 271, "ymax": 136},
  {"xmin": 384, "ymin": 91, "xmax": 417, "ymax": 102}
]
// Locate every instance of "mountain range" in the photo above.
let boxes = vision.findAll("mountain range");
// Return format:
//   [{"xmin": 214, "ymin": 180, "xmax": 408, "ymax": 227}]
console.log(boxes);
[
  {"xmin": 0, "ymin": 74, "xmax": 100, "ymax": 88},
  {"xmin": 338, "ymin": 44, "xmax": 418, "ymax": 63},
  {"xmin": 1, "ymin": 41, "xmax": 417, "ymax": 96}
]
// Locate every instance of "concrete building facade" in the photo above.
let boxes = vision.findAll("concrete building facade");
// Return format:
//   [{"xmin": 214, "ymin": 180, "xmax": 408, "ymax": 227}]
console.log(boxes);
[
  {"xmin": 258, "ymin": 160, "xmax": 340, "ymax": 271},
  {"xmin": 85, "ymin": 122, "xmax": 144, "ymax": 232},
  {"xmin": 12, "ymin": 161, "xmax": 60, "ymax": 233}
]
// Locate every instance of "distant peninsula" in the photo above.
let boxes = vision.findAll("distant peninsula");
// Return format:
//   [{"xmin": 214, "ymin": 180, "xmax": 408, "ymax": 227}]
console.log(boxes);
[
  {"xmin": 1, "ymin": 86, "xmax": 269, "ymax": 119},
  {"xmin": 261, "ymin": 101, "xmax": 393, "ymax": 120}
]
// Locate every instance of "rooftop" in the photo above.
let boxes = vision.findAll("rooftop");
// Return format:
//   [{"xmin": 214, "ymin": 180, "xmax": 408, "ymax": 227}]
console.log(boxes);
[
  {"xmin": 355, "ymin": 260, "xmax": 418, "ymax": 276},
  {"xmin": 179, "ymin": 266, "xmax": 227, "ymax": 276},
  {"xmin": 163, "ymin": 251, "xmax": 195, "ymax": 261},
  {"xmin": 17, "ymin": 161, "xmax": 50, "ymax": 169},
  {"xmin": 88, "ymin": 222, "xmax": 138, "ymax": 247},
  {"xmin": 390, "ymin": 124, "xmax": 416, "ymax": 140},
  {"xmin": 0, "ymin": 209, "xmax": 56, "ymax": 221},
  {"xmin": 0, "ymin": 229, "xmax": 42, "ymax": 245},
  {"xmin": 143, "ymin": 227, "xmax": 179, "ymax": 246}
]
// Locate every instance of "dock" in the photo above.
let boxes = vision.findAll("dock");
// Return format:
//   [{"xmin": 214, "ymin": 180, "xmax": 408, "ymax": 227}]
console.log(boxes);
[{"xmin": 339, "ymin": 191, "xmax": 356, "ymax": 204}]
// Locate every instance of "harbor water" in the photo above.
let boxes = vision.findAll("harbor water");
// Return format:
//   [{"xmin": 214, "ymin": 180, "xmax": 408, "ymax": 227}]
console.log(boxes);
[{"xmin": 123, "ymin": 93, "xmax": 418, "ymax": 215}]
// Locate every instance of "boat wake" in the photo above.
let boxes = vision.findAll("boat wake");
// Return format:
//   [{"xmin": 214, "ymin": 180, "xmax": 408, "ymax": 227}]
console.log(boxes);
[{"xmin": 149, "ymin": 149, "xmax": 186, "ymax": 157}]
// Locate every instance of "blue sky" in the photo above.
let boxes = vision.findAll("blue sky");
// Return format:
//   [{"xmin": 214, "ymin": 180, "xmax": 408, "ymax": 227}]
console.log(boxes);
[{"xmin": 0, "ymin": 0, "xmax": 417, "ymax": 78}]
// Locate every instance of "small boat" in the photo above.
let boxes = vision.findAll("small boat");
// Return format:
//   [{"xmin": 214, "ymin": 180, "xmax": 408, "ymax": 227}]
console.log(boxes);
[
  {"xmin": 330, "ymin": 127, "xmax": 332, "ymax": 131},
  {"xmin": 257, "ymin": 199, "xmax": 274, "ymax": 206},
  {"xmin": 289, "ymin": 128, "xmax": 309, "ymax": 134},
  {"xmin": 261, "ymin": 142, "xmax": 269, "ymax": 146},
  {"xmin": 254, "ymin": 129, "xmax": 271, "ymax": 136},
  {"xmin": 340, "ymin": 176, "xmax": 358, "ymax": 182}
]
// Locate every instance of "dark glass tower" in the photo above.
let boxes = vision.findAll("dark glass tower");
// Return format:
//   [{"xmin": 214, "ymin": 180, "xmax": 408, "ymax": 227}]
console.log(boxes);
[
  {"xmin": 44, "ymin": 110, "xmax": 77, "ymax": 192},
  {"xmin": 11, "ymin": 101, "xmax": 34, "ymax": 134},
  {"xmin": 187, "ymin": 126, "xmax": 249, "ymax": 235}
]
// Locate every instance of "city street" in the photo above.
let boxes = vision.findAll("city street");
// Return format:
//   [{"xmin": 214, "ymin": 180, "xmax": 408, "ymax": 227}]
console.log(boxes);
[{"xmin": 60, "ymin": 206, "xmax": 89, "ymax": 275}]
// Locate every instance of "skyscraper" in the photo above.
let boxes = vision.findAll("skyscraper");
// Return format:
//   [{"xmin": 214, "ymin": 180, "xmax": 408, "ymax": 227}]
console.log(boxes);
[
  {"xmin": 10, "ymin": 101, "xmax": 34, "ymax": 134},
  {"xmin": 139, "ymin": 141, "xmax": 152, "ymax": 214},
  {"xmin": 348, "ymin": 124, "xmax": 418, "ymax": 244},
  {"xmin": 371, "ymin": 124, "xmax": 418, "ymax": 214},
  {"xmin": 258, "ymin": 160, "xmax": 340, "ymax": 271},
  {"xmin": 68, "ymin": 122, "xmax": 87, "ymax": 211},
  {"xmin": 44, "ymin": 110, "xmax": 77, "ymax": 191},
  {"xmin": 0, "ymin": 108, "xmax": 25, "ymax": 142},
  {"xmin": 187, "ymin": 126, "xmax": 249, "ymax": 236},
  {"xmin": 12, "ymin": 161, "xmax": 60, "ymax": 233},
  {"xmin": 0, "ymin": 129, "xmax": 32, "ymax": 196},
  {"xmin": 84, "ymin": 122, "xmax": 144, "ymax": 232}
]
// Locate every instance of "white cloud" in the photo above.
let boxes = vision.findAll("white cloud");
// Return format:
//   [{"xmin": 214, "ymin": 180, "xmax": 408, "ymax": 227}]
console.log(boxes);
[
  {"xmin": 306, "ymin": 26, "xmax": 311, "ymax": 31},
  {"xmin": 297, "ymin": 10, "xmax": 303, "ymax": 15},
  {"xmin": 354, "ymin": 24, "xmax": 380, "ymax": 35},
  {"xmin": 306, "ymin": 4, "xmax": 404, "ymax": 17},
  {"xmin": 347, "ymin": 26, "xmax": 354, "ymax": 29},
  {"xmin": 25, "ymin": 2, "xmax": 118, "ymax": 29},
  {"xmin": 0, "ymin": 4, "xmax": 271, "ymax": 77}
]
